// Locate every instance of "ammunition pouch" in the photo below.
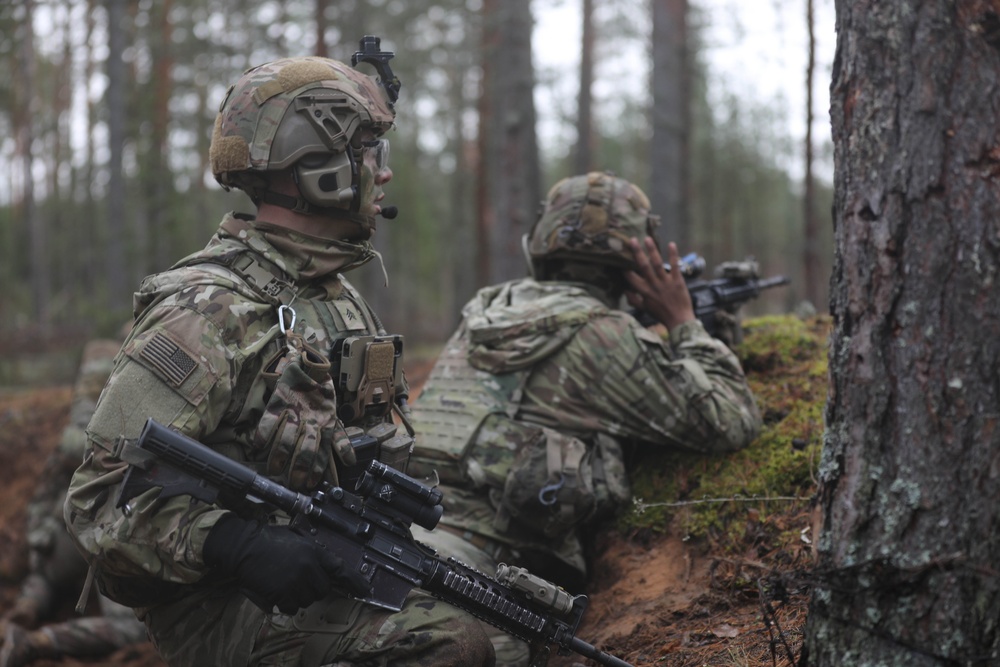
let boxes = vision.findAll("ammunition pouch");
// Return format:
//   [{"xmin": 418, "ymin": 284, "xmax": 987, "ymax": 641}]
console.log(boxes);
[
  {"xmin": 409, "ymin": 336, "xmax": 630, "ymax": 540},
  {"xmin": 416, "ymin": 410, "xmax": 629, "ymax": 541},
  {"xmin": 254, "ymin": 332, "xmax": 340, "ymax": 492},
  {"xmin": 484, "ymin": 419, "xmax": 630, "ymax": 541},
  {"xmin": 332, "ymin": 335, "xmax": 404, "ymax": 422}
]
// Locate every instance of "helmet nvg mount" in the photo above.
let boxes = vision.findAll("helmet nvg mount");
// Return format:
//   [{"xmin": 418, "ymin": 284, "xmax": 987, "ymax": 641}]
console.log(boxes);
[
  {"xmin": 209, "ymin": 36, "xmax": 400, "ymax": 222},
  {"xmin": 524, "ymin": 171, "xmax": 660, "ymax": 275}
]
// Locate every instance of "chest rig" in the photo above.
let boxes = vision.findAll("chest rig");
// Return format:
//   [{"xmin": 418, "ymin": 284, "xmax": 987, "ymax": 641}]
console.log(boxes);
[
  {"xmin": 408, "ymin": 292, "xmax": 631, "ymax": 542},
  {"xmin": 408, "ymin": 332, "xmax": 527, "ymax": 487},
  {"xmin": 189, "ymin": 242, "xmax": 413, "ymax": 487}
]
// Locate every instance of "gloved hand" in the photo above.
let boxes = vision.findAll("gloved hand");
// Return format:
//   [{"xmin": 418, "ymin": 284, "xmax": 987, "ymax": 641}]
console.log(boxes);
[{"xmin": 204, "ymin": 514, "xmax": 370, "ymax": 614}]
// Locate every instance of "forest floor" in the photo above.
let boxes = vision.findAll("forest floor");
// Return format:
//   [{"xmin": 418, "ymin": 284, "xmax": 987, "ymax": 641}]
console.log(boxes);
[{"xmin": 0, "ymin": 320, "xmax": 822, "ymax": 667}]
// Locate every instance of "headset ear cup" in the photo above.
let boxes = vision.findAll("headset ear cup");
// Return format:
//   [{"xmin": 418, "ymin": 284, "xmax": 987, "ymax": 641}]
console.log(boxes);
[{"xmin": 294, "ymin": 151, "xmax": 357, "ymax": 210}]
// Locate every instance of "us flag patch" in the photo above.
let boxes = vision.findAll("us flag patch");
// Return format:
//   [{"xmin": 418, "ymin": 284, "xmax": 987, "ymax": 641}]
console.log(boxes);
[{"xmin": 140, "ymin": 332, "xmax": 197, "ymax": 386}]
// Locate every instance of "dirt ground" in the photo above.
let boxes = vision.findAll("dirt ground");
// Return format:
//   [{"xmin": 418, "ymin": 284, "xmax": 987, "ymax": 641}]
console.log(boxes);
[{"xmin": 0, "ymin": 358, "xmax": 811, "ymax": 667}]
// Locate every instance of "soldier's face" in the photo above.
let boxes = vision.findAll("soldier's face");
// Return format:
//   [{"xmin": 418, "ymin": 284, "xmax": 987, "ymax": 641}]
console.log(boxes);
[{"xmin": 360, "ymin": 136, "xmax": 392, "ymax": 214}]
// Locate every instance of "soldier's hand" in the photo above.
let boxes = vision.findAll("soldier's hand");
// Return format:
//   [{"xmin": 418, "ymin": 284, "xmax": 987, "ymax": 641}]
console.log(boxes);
[
  {"xmin": 625, "ymin": 238, "xmax": 696, "ymax": 330},
  {"xmin": 203, "ymin": 514, "xmax": 370, "ymax": 614}
]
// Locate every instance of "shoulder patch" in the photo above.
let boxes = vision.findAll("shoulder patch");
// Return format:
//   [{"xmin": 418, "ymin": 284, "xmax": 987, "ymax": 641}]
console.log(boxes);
[{"xmin": 139, "ymin": 332, "xmax": 198, "ymax": 387}]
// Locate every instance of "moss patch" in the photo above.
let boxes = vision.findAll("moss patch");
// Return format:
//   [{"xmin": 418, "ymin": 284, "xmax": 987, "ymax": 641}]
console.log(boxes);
[{"xmin": 621, "ymin": 315, "xmax": 831, "ymax": 555}]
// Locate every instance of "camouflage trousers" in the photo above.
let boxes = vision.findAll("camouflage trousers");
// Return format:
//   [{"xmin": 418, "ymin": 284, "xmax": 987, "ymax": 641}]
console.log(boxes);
[
  {"xmin": 10, "ymin": 521, "xmax": 148, "ymax": 657},
  {"xmin": 142, "ymin": 587, "xmax": 494, "ymax": 667},
  {"xmin": 410, "ymin": 525, "xmax": 530, "ymax": 667},
  {"xmin": 40, "ymin": 596, "xmax": 147, "ymax": 656}
]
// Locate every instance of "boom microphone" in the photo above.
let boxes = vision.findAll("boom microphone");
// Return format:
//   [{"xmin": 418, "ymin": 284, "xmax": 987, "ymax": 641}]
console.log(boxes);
[{"xmin": 380, "ymin": 206, "xmax": 398, "ymax": 219}]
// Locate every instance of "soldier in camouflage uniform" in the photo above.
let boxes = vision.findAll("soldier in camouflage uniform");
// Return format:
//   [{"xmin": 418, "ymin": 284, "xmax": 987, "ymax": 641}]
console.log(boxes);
[
  {"xmin": 62, "ymin": 50, "xmax": 493, "ymax": 667},
  {"xmin": 0, "ymin": 340, "xmax": 148, "ymax": 667},
  {"xmin": 408, "ymin": 171, "xmax": 763, "ymax": 665}
]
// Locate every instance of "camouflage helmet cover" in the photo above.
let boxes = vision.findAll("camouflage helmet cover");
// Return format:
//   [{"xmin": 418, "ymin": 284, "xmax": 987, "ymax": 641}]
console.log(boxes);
[
  {"xmin": 526, "ymin": 171, "xmax": 660, "ymax": 271},
  {"xmin": 209, "ymin": 56, "xmax": 395, "ymax": 193}
]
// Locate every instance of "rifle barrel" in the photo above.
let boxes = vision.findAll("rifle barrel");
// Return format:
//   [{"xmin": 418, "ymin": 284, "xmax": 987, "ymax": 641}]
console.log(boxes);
[
  {"xmin": 568, "ymin": 636, "xmax": 633, "ymax": 667},
  {"xmin": 757, "ymin": 275, "xmax": 791, "ymax": 290}
]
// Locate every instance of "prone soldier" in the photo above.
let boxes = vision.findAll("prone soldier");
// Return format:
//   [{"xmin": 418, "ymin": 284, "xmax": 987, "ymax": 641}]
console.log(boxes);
[{"xmin": 408, "ymin": 171, "xmax": 764, "ymax": 665}]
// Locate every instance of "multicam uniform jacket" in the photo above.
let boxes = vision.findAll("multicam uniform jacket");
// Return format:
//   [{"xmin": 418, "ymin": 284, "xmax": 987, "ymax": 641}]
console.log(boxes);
[
  {"xmin": 63, "ymin": 212, "xmax": 407, "ymax": 607},
  {"xmin": 409, "ymin": 277, "xmax": 762, "ymax": 577}
]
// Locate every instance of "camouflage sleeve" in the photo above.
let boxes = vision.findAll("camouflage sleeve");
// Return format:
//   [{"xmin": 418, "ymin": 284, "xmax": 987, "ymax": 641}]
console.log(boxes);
[
  {"xmin": 30, "ymin": 339, "xmax": 120, "ymax": 540},
  {"xmin": 663, "ymin": 318, "xmax": 762, "ymax": 451},
  {"xmin": 64, "ymin": 301, "xmax": 243, "ymax": 585},
  {"xmin": 522, "ymin": 313, "xmax": 761, "ymax": 454}
]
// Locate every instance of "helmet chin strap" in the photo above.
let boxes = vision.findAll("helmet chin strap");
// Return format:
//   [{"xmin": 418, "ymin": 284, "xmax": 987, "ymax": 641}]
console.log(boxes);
[
  {"xmin": 257, "ymin": 188, "xmax": 376, "ymax": 236},
  {"xmin": 258, "ymin": 189, "xmax": 326, "ymax": 216},
  {"xmin": 521, "ymin": 233, "xmax": 536, "ymax": 278}
]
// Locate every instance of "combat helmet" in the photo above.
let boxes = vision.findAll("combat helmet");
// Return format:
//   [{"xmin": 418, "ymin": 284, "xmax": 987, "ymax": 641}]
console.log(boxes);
[
  {"xmin": 209, "ymin": 37, "xmax": 399, "ymax": 226},
  {"xmin": 524, "ymin": 171, "xmax": 660, "ymax": 276}
]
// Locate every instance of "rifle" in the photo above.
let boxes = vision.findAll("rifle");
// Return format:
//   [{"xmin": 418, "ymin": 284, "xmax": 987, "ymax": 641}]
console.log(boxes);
[
  {"xmin": 115, "ymin": 419, "xmax": 632, "ymax": 667},
  {"xmin": 634, "ymin": 254, "xmax": 790, "ymax": 341}
]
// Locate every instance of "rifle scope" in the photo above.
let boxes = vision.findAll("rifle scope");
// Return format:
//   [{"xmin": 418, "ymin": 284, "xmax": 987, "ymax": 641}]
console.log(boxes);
[{"xmin": 355, "ymin": 461, "xmax": 444, "ymax": 531}]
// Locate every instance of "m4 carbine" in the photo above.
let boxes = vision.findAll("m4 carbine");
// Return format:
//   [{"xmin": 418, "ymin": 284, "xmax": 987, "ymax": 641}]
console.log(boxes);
[
  {"xmin": 634, "ymin": 253, "xmax": 790, "ymax": 342},
  {"xmin": 115, "ymin": 419, "xmax": 632, "ymax": 667}
]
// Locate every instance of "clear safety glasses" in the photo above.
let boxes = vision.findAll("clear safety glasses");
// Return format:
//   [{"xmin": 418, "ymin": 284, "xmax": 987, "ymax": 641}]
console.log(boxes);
[{"xmin": 361, "ymin": 138, "xmax": 390, "ymax": 173}]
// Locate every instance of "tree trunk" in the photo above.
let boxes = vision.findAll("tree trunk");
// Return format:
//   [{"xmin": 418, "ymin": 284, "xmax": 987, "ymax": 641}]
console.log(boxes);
[
  {"xmin": 56, "ymin": 4, "xmax": 76, "ymax": 316},
  {"xmin": 20, "ymin": 0, "xmax": 49, "ymax": 331},
  {"xmin": 804, "ymin": 1, "xmax": 1000, "ymax": 665},
  {"xmin": 146, "ymin": 0, "xmax": 174, "ymax": 276},
  {"xmin": 803, "ymin": 0, "xmax": 823, "ymax": 311},
  {"xmin": 574, "ymin": 0, "xmax": 595, "ymax": 175},
  {"xmin": 475, "ymin": 1, "xmax": 497, "ymax": 288},
  {"xmin": 82, "ymin": 0, "xmax": 99, "ymax": 310},
  {"xmin": 477, "ymin": 0, "xmax": 541, "ymax": 286},
  {"xmin": 106, "ymin": 0, "xmax": 129, "ymax": 315},
  {"xmin": 446, "ymin": 36, "xmax": 477, "ymax": 334},
  {"xmin": 314, "ymin": 0, "xmax": 329, "ymax": 57},
  {"xmin": 650, "ymin": 0, "xmax": 689, "ymax": 248}
]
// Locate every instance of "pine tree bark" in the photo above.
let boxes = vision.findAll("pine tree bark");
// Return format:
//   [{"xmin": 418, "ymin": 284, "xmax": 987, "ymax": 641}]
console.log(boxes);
[
  {"xmin": 314, "ymin": 0, "xmax": 329, "ymax": 57},
  {"xmin": 476, "ymin": 0, "xmax": 541, "ymax": 285},
  {"xmin": 106, "ymin": 0, "xmax": 129, "ymax": 315},
  {"xmin": 804, "ymin": 1, "xmax": 1000, "ymax": 665},
  {"xmin": 651, "ymin": 0, "xmax": 689, "ymax": 249},
  {"xmin": 803, "ymin": 0, "xmax": 823, "ymax": 309},
  {"xmin": 574, "ymin": 0, "xmax": 595, "ymax": 175},
  {"xmin": 19, "ymin": 0, "xmax": 50, "ymax": 331},
  {"xmin": 144, "ymin": 0, "xmax": 174, "ymax": 277}
]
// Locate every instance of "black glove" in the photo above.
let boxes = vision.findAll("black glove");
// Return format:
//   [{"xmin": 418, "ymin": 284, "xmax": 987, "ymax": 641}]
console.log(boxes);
[{"xmin": 204, "ymin": 514, "xmax": 370, "ymax": 613}]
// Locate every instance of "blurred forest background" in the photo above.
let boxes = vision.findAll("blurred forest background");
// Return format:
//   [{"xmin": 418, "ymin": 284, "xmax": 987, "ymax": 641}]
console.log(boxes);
[{"xmin": 0, "ymin": 0, "xmax": 834, "ymax": 379}]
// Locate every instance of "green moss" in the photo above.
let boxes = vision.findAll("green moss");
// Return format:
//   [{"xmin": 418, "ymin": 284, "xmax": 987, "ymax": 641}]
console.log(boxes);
[
  {"xmin": 737, "ymin": 315, "xmax": 827, "ymax": 374},
  {"xmin": 619, "ymin": 315, "xmax": 831, "ymax": 553}
]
